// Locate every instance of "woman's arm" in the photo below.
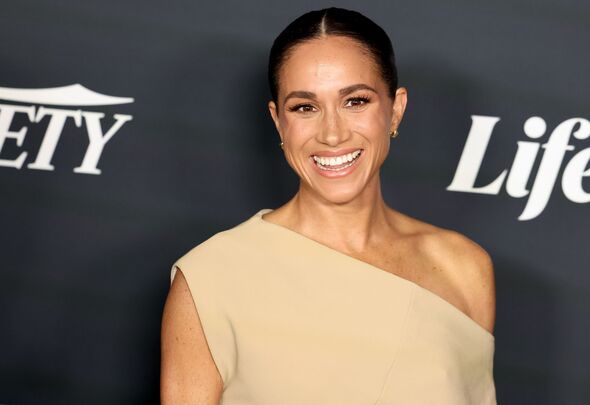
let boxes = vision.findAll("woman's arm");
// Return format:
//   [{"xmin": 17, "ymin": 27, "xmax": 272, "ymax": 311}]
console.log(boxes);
[{"xmin": 161, "ymin": 269, "xmax": 223, "ymax": 404}]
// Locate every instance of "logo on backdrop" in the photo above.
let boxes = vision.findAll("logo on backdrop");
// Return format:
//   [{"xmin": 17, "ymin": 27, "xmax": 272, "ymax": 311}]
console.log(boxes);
[
  {"xmin": 0, "ymin": 83, "xmax": 133, "ymax": 175},
  {"xmin": 448, "ymin": 115, "xmax": 590, "ymax": 221}
]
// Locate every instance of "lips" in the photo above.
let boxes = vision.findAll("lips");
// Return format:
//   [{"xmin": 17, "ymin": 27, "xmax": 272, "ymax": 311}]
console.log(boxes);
[
  {"xmin": 312, "ymin": 149, "xmax": 362, "ymax": 171},
  {"xmin": 309, "ymin": 148, "xmax": 364, "ymax": 175}
]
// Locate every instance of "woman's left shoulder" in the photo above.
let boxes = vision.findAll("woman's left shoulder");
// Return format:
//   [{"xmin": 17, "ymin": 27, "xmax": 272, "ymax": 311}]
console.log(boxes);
[
  {"xmin": 393, "ymin": 210, "xmax": 494, "ymax": 272},
  {"xmin": 427, "ymin": 226, "xmax": 495, "ymax": 275},
  {"xmin": 428, "ymin": 226, "xmax": 496, "ymax": 332},
  {"xmin": 395, "ymin": 212, "xmax": 496, "ymax": 332}
]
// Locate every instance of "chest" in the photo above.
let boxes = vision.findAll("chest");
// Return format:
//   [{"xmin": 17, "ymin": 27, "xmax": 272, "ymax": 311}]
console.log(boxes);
[
  {"xmin": 219, "ymin": 260, "xmax": 495, "ymax": 405},
  {"xmin": 350, "ymin": 241, "xmax": 471, "ymax": 318}
]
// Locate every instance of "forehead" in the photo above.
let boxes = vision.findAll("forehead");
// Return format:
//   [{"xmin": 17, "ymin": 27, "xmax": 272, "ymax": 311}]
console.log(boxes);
[{"xmin": 278, "ymin": 36, "xmax": 383, "ymax": 96}]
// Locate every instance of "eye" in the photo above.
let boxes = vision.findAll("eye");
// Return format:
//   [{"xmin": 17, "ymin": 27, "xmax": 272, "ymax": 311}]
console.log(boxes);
[
  {"xmin": 344, "ymin": 96, "xmax": 370, "ymax": 108},
  {"xmin": 288, "ymin": 103, "xmax": 317, "ymax": 114}
]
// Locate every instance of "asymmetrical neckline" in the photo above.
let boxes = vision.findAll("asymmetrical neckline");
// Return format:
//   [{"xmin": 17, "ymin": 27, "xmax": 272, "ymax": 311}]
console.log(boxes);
[{"xmin": 254, "ymin": 208, "xmax": 495, "ymax": 342}]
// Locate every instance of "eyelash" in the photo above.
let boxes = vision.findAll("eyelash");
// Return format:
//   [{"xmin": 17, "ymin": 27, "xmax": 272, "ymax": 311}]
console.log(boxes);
[{"xmin": 288, "ymin": 95, "xmax": 371, "ymax": 113}]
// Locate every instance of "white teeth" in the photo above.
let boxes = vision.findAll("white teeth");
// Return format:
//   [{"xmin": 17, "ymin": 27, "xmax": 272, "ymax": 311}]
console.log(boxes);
[{"xmin": 312, "ymin": 149, "xmax": 362, "ymax": 170}]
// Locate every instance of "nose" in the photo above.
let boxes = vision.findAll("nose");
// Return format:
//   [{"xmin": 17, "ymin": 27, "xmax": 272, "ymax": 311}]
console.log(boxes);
[{"xmin": 316, "ymin": 106, "xmax": 350, "ymax": 146}]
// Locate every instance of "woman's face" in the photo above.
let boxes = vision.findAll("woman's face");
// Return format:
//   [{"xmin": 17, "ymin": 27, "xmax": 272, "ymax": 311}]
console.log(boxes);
[{"xmin": 268, "ymin": 35, "xmax": 407, "ymax": 205}]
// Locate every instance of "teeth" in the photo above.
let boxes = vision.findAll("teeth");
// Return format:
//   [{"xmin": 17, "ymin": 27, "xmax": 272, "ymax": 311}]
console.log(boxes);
[{"xmin": 312, "ymin": 149, "xmax": 362, "ymax": 170}]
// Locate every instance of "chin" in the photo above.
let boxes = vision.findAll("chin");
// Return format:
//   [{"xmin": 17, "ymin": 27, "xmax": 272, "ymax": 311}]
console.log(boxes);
[
  {"xmin": 298, "ymin": 159, "xmax": 380, "ymax": 205},
  {"xmin": 314, "ymin": 183, "xmax": 366, "ymax": 205}
]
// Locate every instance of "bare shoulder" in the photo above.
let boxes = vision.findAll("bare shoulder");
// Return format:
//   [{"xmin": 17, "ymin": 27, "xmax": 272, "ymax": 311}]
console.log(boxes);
[
  {"xmin": 160, "ymin": 269, "xmax": 223, "ymax": 404},
  {"xmin": 428, "ymin": 226, "xmax": 496, "ymax": 333},
  {"xmin": 392, "ymin": 210, "xmax": 496, "ymax": 334}
]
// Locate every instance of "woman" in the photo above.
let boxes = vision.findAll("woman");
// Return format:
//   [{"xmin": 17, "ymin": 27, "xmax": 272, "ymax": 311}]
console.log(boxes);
[{"xmin": 161, "ymin": 7, "xmax": 496, "ymax": 404}]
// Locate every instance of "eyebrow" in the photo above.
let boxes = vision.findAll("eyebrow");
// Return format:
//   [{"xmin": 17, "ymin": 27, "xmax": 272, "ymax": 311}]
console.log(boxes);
[{"xmin": 282, "ymin": 83, "xmax": 378, "ymax": 104}]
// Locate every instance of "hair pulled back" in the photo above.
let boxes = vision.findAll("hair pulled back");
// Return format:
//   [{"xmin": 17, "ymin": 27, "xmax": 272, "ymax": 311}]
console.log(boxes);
[{"xmin": 268, "ymin": 7, "xmax": 398, "ymax": 104}]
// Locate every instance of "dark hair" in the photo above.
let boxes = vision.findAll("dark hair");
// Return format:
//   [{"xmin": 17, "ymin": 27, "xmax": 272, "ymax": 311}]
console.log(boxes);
[{"xmin": 267, "ymin": 7, "xmax": 398, "ymax": 105}]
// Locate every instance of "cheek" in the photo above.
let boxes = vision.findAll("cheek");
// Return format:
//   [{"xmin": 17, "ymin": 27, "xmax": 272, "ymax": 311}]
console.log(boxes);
[
  {"xmin": 347, "ymin": 109, "xmax": 389, "ymax": 139},
  {"xmin": 279, "ymin": 118, "xmax": 312, "ymax": 171},
  {"xmin": 282, "ymin": 116, "xmax": 316, "ymax": 145}
]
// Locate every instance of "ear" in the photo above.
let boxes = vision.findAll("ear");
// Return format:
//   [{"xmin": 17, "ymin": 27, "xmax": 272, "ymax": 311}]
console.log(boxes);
[
  {"xmin": 268, "ymin": 100, "xmax": 283, "ymax": 142},
  {"xmin": 390, "ymin": 87, "xmax": 408, "ymax": 132}
]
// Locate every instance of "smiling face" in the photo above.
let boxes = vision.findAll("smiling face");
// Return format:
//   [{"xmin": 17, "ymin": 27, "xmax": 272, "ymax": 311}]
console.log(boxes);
[{"xmin": 268, "ymin": 35, "xmax": 407, "ymax": 205}]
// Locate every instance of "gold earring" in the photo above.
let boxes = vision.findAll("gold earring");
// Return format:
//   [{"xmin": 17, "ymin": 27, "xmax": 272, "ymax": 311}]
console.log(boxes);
[
  {"xmin": 390, "ymin": 129, "xmax": 399, "ymax": 138},
  {"xmin": 279, "ymin": 141, "xmax": 284, "ymax": 149}
]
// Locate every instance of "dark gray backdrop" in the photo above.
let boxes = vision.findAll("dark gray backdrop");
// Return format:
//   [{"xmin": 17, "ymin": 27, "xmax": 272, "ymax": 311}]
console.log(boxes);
[{"xmin": 1, "ymin": 1, "xmax": 588, "ymax": 403}]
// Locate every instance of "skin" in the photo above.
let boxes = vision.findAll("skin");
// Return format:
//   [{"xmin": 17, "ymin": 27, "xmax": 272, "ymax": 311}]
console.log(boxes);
[
  {"xmin": 161, "ymin": 269, "xmax": 222, "ymax": 404},
  {"xmin": 265, "ymin": 35, "xmax": 495, "ymax": 334},
  {"xmin": 161, "ymin": 34, "xmax": 496, "ymax": 403}
]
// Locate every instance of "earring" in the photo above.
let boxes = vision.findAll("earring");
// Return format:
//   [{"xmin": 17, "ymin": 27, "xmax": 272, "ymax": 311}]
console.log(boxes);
[
  {"xmin": 279, "ymin": 141, "xmax": 284, "ymax": 149},
  {"xmin": 390, "ymin": 129, "xmax": 399, "ymax": 138}
]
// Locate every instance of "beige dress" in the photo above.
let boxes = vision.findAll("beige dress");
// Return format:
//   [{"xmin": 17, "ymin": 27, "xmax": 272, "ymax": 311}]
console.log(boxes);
[{"xmin": 170, "ymin": 209, "xmax": 497, "ymax": 404}]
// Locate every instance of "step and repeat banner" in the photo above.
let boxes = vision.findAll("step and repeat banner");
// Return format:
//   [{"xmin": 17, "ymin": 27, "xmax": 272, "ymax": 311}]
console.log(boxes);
[{"xmin": 1, "ymin": 1, "xmax": 588, "ymax": 404}]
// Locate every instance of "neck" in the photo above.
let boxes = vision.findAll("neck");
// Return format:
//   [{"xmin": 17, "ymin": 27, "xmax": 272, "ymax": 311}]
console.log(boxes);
[{"xmin": 280, "ymin": 174, "xmax": 391, "ymax": 252}]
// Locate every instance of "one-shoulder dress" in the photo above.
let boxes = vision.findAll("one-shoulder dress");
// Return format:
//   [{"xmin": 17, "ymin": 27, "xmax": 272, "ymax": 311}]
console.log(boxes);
[{"xmin": 170, "ymin": 209, "xmax": 497, "ymax": 404}]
